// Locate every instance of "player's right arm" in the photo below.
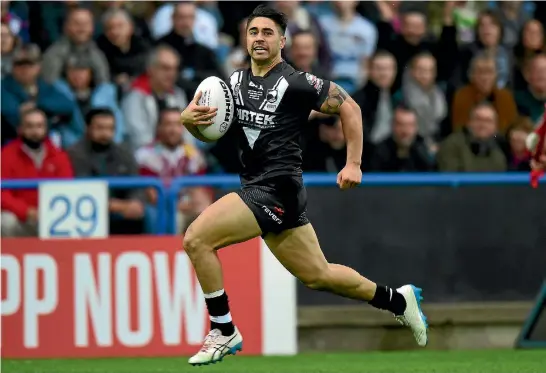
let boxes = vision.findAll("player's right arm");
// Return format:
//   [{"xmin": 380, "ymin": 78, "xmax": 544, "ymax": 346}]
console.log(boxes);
[{"xmin": 180, "ymin": 91, "xmax": 218, "ymax": 143}]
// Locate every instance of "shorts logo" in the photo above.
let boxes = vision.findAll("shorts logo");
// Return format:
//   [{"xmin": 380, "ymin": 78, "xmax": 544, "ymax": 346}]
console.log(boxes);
[
  {"xmin": 262, "ymin": 206, "xmax": 283, "ymax": 225},
  {"xmin": 305, "ymin": 73, "xmax": 324, "ymax": 94},
  {"xmin": 273, "ymin": 207, "xmax": 284, "ymax": 216}
]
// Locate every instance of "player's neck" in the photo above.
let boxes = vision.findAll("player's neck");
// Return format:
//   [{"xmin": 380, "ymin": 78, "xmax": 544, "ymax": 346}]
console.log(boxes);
[{"xmin": 251, "ymin": 56, "xmax": 283, "ymax": 77}]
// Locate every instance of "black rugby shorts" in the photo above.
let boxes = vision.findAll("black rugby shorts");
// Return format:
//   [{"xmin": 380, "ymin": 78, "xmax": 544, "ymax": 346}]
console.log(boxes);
[{"xmin": 236, "ymin": 175, "xmax": 309, "ymax": 236}]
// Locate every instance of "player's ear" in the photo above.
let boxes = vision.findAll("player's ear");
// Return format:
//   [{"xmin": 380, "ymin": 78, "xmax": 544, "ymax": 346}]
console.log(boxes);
[{"xmin": 279, "ymin": 35, "xmax": 286, "ymax": 50}]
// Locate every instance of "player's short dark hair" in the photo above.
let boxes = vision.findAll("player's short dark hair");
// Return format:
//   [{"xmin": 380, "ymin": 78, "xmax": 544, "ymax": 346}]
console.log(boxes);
[
  {"xmin": 247, "ymin": 4, "xmax": 288, "ymax": 35},
  {"xmin": 85, "ymin": 108, "xmax": 115, "ymax": 126}
]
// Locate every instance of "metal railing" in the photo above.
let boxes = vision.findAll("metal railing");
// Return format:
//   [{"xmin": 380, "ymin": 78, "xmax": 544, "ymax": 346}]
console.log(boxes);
[{"xmin": 2, "ymin": 172, "xmax": 541, "ymax": 234}]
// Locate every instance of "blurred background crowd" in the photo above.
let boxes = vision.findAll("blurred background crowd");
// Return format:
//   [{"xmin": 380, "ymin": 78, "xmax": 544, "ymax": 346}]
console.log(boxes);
[{"xmin": 2, "ymin": 0, "xmax": 546, "ymax": 236}]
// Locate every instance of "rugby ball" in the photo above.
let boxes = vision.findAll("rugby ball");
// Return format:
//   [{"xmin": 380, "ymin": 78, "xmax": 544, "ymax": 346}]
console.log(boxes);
[{"xmin": 194, "ymin": 76, "xmax": 235, "ymax": 141}]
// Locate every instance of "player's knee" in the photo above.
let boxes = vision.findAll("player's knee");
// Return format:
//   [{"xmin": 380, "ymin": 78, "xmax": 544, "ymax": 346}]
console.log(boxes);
[{"xmin": 183, "ymin": 223, "xmax": 210, "ymax": 257}]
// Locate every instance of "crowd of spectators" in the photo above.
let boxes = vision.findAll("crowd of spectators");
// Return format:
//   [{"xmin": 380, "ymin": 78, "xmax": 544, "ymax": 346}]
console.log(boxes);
[{"xmin": 2, "ymin": 0, "xmax": 545, "ymax": 236}]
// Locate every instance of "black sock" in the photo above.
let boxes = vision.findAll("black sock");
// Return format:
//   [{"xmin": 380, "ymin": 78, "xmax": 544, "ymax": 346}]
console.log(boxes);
[
  {"xmin": 204, "ymin": 290, "xmax": 235, "ymax": 336},
  {"xmin": 368, "ymin": 284, "xmax": 406, "ymax": 315}
]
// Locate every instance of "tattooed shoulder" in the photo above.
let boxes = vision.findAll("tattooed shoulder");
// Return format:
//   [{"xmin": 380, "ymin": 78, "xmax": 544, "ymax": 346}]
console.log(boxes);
[{"xmin": 319, "ymin": 83, "xmax": 349, "ymax": 115}]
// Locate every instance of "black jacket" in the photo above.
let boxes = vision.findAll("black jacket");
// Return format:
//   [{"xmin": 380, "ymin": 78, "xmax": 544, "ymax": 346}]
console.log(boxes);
[
  {"xmin": 370, "ymin": 136, "xmax": 436, "ymax": 172},
  {"xmin": 96, "ymin": 34, "xmax": 150, "ymax": 78},
  {"xmin": 156, "ymin": 32, "xmax": 225, "ymax": 97}
]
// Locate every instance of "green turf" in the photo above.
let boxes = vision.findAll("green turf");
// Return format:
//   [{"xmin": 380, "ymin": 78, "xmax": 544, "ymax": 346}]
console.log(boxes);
[{"xmin": 3, "ymin": 350, "xmax": 546, "ymax": 373}]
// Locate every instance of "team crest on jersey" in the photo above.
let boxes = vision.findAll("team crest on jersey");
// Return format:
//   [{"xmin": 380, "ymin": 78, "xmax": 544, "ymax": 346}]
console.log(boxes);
[
  {"xmin": 306, "ymin": 73, "xmax": 323, "ymax": 94},
  {"xmin": 266, "ymin": 89, "xmax": 278, "ymax": 103}
]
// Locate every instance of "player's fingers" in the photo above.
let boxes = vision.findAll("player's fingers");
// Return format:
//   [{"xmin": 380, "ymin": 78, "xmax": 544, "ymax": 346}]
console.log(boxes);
[
  {"xmin": 193, "ymin": 105, "xmax": 212, "ymax": 113},
  {"xmin": 194, "ymin": 120, "xmax": 214, "ymax": 126},
  {"xmin": 193, "ymin": 90, "xmax": 202, "ymax": 103},
  {"xmin": 196, "ymin": 111, "xmax": 217, "ymax": 120},
  {"xmin": 336, "ymin": 172, "xmax": 342, "ymax": 186}
]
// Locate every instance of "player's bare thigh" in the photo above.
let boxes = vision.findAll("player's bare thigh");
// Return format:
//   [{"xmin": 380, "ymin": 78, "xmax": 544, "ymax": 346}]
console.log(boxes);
[
  {"xmin": 264, "ymin": 223, "xmax": 329, "ymax": 288},
  {"xmin": 183, "ymin": 192, "xmax": 263, "ymax": 251}
]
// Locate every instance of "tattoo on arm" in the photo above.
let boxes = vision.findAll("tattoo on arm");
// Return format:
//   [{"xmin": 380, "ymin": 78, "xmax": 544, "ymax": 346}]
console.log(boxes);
[{"xmin": 320, "ymin": 83, "xmax": 349, "ymax": 115}]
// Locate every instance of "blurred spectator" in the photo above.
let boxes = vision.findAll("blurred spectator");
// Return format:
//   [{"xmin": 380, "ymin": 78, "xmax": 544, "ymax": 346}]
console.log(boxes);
[
  {"xmin": 393, "ymin": 53, "xmax": 447, "ymax": 149},
  {"xmin": 30, "ymin": 1, "xmax": 83, "ymax": 50},
  {"xmin": 459, "ymin": 10, "xmax": 512, "ymax": 88},
  {"xmin": 92, "ymin": 1, "xmax": 153, "ymax": 43},
  {"xmin": 376, "ymin": 1, "xmax": 458, "ymax": 90},
  {"xmin": 513, "ymin": 19, "xmax": 545, "ymax": 90},
  {"xmin": 438, "ymin": 102, "xmax": 507, "ymax": 172},
  {"xmin": 515, "ymin": 54, "xmax": 546, "ymax": 124},
  {"xmin": 505, "ymin": 116, "xmax": 534, "ymax": 171},
  {"xmin": 224, "ymin": 17, "xmax": 249, "ymax": 77},
  {"xmin": 1, "ymin": 44, "xmax": 79, "ymax": 148},
  {"xmin": 452, "ymin": 1, "xmax": 482, "ymax": 44},
  {"xmin": 1, "ymin": 108, "xmax": 73, "ymax": 237},
  {"xmin": 136, "ymin": 108, "xmax": 212, "ymax": 234},
  {"xmin": 157, "ymin": 2, "xmax": 223, "ymax": 96},
  {"xmin": 304, "ymin": 116, "xmax": 347, "ymax": 173},
  {"xmin": 452, "ymin": 53, "xmax": 518, "ymax": 134},
  {"xmin": 353, "ymin": 51, "xmax": 397, "ymax": 168},
  {"xmin": 41, "ymin": 8, "xmax": 110, "ymax": 84},
  {"xmin": 319, "ymin": 1, "xmax": 377, "ymax": 91},
  {"xmin": 96, "ymin": 8, "xmax": 150, "ymax": 91},
  {"xmin": 54, "ymin": 56, "xmax": 125, "ymax": 144},
  {"xmin": 370, "ymin": 105, "xmax": 435, "ymax": 172},
  {"xmin": 151, "ymin": 1, "xmax": 219, "ymax": 51},
  {"xmin": 157, "ymin": 2, "xmax": 224, "ymax": 98},
  {"xmin": 122, "ymin": 45, "xmax": 189, "ymax": 151},
  {"xmin": 491, "ymin": 0, "xmax": 532, "ymax": 49},
  {"xmin": 1, "ymin": 21, "xmax": 20, "ymax": 78},
  {"xmin": 288, "ymin": 30, "xmax": 330, "ymax": 80},
  {"xmin": 1, "ymin": 0, "xmax": 29, "ymax": 42},
  {"xmin": 66, "ymin": 108, "xmax": 145, "ymax": 235},
  {"xmin": 275, "ymin": 1, "xmax": 331, "ymax": 71}
]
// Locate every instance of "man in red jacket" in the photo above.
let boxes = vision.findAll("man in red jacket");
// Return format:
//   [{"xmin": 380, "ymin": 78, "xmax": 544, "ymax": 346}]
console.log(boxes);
[{"xmin": 1, "ymin": 108, "xmax": 74, "ymax": 237}]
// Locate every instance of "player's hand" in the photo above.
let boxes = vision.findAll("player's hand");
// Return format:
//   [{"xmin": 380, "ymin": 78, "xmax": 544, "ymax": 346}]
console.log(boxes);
[
  {"xmin": 337, "ymin": 163, "xmax": 362, "ymax": 190},
  {"xmin": 180, "ymin": 91, "xmax": 218, "ymax": 127}
]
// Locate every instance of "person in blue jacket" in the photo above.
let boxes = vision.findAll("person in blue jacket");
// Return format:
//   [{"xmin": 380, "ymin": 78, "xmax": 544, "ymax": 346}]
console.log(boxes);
[
  {"xmin": 1, "ymin": 44, "xmax": 79, "ymax": 147},
  {"xmin": 54, "ymin": 56, "xmax": 125, "ymax": 144}
]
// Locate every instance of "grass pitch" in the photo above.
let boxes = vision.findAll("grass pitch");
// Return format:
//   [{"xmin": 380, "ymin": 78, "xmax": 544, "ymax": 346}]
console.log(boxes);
[{"xmin": 3, "ymin": 349, "xmax": 546, "ymax": 373}]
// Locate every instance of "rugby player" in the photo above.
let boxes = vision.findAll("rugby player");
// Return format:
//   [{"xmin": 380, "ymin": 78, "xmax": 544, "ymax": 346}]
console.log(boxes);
[{"xmin": 180, "ymin": 5, "xmax": 428, "ymax": 365}]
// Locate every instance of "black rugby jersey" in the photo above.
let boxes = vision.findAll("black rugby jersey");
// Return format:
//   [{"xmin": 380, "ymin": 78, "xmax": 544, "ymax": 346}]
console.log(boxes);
[{"xmin": 228, "ymin": 61, "xmax": 331, "ymax": 185}]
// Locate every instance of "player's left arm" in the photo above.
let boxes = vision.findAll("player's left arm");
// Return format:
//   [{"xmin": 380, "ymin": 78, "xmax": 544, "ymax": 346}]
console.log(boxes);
[{"xmin": 318, "ymin": 83, "xmax": 363, "ymax": 168}]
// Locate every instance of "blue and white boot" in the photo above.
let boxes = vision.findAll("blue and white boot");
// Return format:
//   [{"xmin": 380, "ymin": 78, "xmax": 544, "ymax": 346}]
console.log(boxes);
[
  {"xmin": 395, "ymin": 285, "xmax": 429, "ymax": 346},
  {"xmin": 188, "ymin": 327, "xmax": 243, "ymax": 366}
]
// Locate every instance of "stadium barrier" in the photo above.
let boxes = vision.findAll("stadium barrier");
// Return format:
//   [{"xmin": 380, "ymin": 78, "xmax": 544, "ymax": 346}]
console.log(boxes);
[
  {"xmin": 1, "ymin": 236, "xmax": 296, "ymax": 358},
  {"xmin": 2, "ymin": 172, "xmax": 542, "ymax": 235},
  {"xmin": 2, "ymin": 172, "xmax": 544, "ymax": 357}
]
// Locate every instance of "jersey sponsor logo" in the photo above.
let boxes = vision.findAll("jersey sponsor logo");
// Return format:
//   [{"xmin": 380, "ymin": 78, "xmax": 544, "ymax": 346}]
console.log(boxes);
[
  {"xmin": 305, "ymin": 73, "xmax": 324, "ymax": 94},
  {"xmin": 262, "ymin": 206, "xmax": 283, "ymax": 225},
  {"xmin": 237, "ymin": 108, "xmax": 276, "ymax": 129},
  {"xmin": 219, "ymin": 80, "xmax": 233, "ymax": 132}
]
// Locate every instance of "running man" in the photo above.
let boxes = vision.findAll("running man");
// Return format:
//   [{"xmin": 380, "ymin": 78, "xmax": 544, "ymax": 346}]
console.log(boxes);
[{"xmin": 180, "ymin": 5, "xmax": 428, "ymax": 366}]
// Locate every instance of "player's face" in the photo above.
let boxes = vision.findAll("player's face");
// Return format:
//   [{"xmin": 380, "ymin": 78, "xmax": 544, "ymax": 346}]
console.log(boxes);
[{"xmin": 246, "ymin": 17, "xmax": 286, "ymax": 63}]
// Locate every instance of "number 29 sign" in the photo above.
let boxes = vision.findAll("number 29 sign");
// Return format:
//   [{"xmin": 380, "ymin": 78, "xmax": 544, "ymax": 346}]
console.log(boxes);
[{"xmin": 38, "ymin": 181, "xmax": 109, "ymax": 239}]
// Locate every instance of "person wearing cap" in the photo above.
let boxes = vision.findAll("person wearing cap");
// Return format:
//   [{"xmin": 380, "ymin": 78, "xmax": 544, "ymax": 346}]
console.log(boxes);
[
  {"xmin": 41, "ymin": 7, "xmax": 109, "ymax": 85},
  {"xmin": 1, "ymin": 44, "xmax": 80, "ymax": 148},
  {"xmin": 54, "ymin": 56, "xmax": 125, "ymax": 144}
]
